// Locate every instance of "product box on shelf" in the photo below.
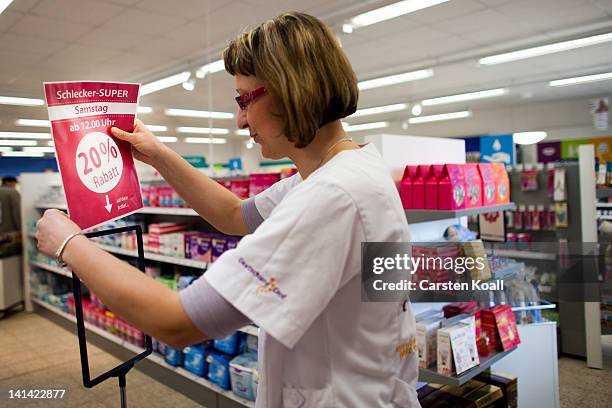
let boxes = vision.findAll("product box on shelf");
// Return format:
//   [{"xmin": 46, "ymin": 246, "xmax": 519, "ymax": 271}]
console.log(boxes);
[
  {"xmin": 148, "ymin": 222, "xmax": 188, "ymax": 235},
  {"xmin": 207, "ymin": 351, "xmax": 232, "ymax": 390},
  {"xmin": 230, "ymin": 180, "xmax": 250, "ymax": 199},
  {"xmin": 425, "ymin": 165, "xmax": 445, "ymax": 210},
  {"xmin": 481, "ymin": 304, "xmax": 521, "ymax": 352},
  {"xmin": 492, "ymin": 163, "xmax": 510, "ymax": 204},
  {"xmin": 464, "ymin": 163, "xmax": 483, "ymax": 208},
  {"xmin": 183, "ymin": 344, "xmax": 208, "ymax": 377},
  {"xmin": 249, "ymin": 173, "xmax": 280, "ymax": 197},
  {"xmin": 478, "ymin": 163, "xmax": 497, "ymax": 207},
  {"xmin": 441, "ymin": 379, "xmax": 486, "ymax": 399},
  {"xmin": 188, "ymin": 234, "xmax": 212, "ymax": 261},
  {"xmin": 211, "ymin": 236, "xmax": 228, "ymax": 262},
  {"xmin": 213, "ymin": 332, "xmax": 243, "ymax": 356},
  {"xmin": 164, "ymin": 346, "xmax": 184, "ymax": 367},
  {"xmin": 416, "ymin": 316, "xmax": 442, "ymax": 368},
  {"xmin": 412, "ymin": 165, "xmax": 427, "ymax": 209},
  {"xmin": 399, "ymin": 166, "xmax": 415, "ymax": 210},
  {"xmin": 437, "ymin": 320, "xmax": 480, "ymax": 376},
  {"xmin": 438, "ymin": 164, "xmax": 466, "ymax": 210},
  {"xmin": 459, "ymin": 240, "xmax": 492, "ymax": 282},
  {"xmin": 229, "ymin": 352, "xmax": 258, "ymax": 402},
  {"xmin": 465, "ymin": 384, "xmax": 504, "ymax": 408},
  {"xmin": 475, "ymin": 371, "xmax": 518, "ymax": 408}
]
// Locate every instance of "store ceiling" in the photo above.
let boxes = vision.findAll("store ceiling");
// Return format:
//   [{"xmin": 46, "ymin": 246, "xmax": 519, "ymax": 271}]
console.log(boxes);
[{"xmin": 1, "ymin": 0, "xmax": 612, "ymax": 141}]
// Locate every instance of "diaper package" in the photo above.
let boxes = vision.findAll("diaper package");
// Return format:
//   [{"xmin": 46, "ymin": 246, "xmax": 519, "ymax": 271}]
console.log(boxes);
[
  {"xmin": 213, "ymin": 332, "xmax": 242, "ymax": 356},
  {"xmin": 207, "ymin": 351, "xmax": 232, "ymax": 390},
  {"xmin": 183, "ymin": 345, "xmax": 207, "ymax": 377},
  {"xmin": 165, "ymin": 346, "xmax": 184, "ymax": 367},
  {"xmin": 229, "ymin": 353, "xmax": 258, "ymax": 401}
]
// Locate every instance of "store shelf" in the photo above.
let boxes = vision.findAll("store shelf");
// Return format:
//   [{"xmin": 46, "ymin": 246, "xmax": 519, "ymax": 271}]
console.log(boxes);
[
  {"xmin": 418, "ymin": 348, "xmax": 515, "ymax": 386},
  {"xmin": 596, "ymin": 202, "xmax": 612, "ymax": 208},
  {"xmin": 96, "ymin": 243, "xmax": 208, "ymax": 269},
  {"xmin": 36, "ymin": 202, "xmax": 68, "ymax": 210},
  {"xmin": 36, "ymin": 203, "xmax": 199, "ymax": 217},
  {"xmin": 597, "ymin": 188, "xmax": 612, "ymax": 199},
  {"xmin": 487, "ymin": 248, "xmax": 556, "ymax": 261},
  {"xmin": 405, "ymin": 203, "xmax": 515, "ymax": 223},
  {"xmin": 598, "ymin": 215, "xmax": 612, "ymax": 221},
  {"xmin": 30, "ymin": 260, "xmax": 73, "ymax": 278},
  {"xmin": 31, "ymin": 297, "xmax": 255, "ymax": 408}
]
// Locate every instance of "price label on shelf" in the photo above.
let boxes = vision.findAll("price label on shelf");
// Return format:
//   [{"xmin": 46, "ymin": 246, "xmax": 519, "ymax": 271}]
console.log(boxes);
[{"xmin": 44, "ymin": 81, "xmax": 143, "ymax": 229}]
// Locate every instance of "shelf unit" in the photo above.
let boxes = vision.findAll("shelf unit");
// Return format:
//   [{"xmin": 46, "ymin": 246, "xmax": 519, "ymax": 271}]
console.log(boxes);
[
  {"xmin": 405, "ymin": 204, "xmax": 516, "ymax": 224},
  {"xmin": 596, "ymin": 188, "xmax": 612, "ymax": 199},
  {"xmin": 418, "ymin": 349, "xmax": 515, "ymax": 386},
  {"xmin": 31, "ymin": 298, "xmax": 255, "ymax": 408},
  {"xmin": 30, "ymin": 260, "xmax": 72, "ymax": 278},
  {"xmin": 35, "ymin": 203, "xmax": 199, "ymax": 217},
  {"xmin": 96, "ymin": 243, "xmax": 208, "ymax": 269}
]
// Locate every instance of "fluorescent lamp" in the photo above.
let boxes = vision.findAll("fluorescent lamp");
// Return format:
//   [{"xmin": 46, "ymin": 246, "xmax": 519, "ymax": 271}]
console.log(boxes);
[
  {"xmin": 0, "ymin": 147, "xmax": 12, "ymax": 152},
  {"xmin": 407, "ymin": 110, "xmax": 471, "ymax": 124},
  {"xmin": 23, "ymin": 146, "xmax": 56, "ymax": 153},
  {"xmin": 157, "ymin": 136, "xmax": 178, "ymax": 143},
  {"xmin": 146, "ymin": 125, "xmax": 168, "ymax": 132},
  {"xmin": 177, "ymin": 127, "xmax": 229, "ymax": 135},
  {"xmin": 185, "ymin": 137, "xmax": 227, "ymax": 144},
  {"xmin": 343, "ymin": 121, "xmax": 389, "ymax": 132},
  {"xmin": 350, "ymin": 0, "xmax": 449, "ymax": 28},
  {"xmin": 0, "ymin": 1, "xmax": 14, "ymax": 15},
  {"xmin": 2, "ymin": 151, "xmax": 45, "ymax": 157},
  {"xmin": 0, "ymin": 132, "xmax": 51, "ymax": 139},
  {"xmin": 342, "ymin": 23, "xmax": 353, "ymax": 34},
  {"xmin": 47, "ymin": 141, "xmax": 55, "ymax": 146},
  {"xmin": 140, "ymin": 71, "xmax": 191, "ymax": 95},
  {"xmin": 549, "ymin": 71, "xmax": 612, "ymax": 87},
  {"xmin": 422, "ymin": 88, "xmax": 507, "ymax": 106},
  {"xmin": 0, "ymin": 95, "xmax": 44, "ymax": 106},
  {"xmin": 15, "ymin": 119, "xmax": 50, "ymax": 127},
  {"xmin": 358, "ymin": 69, "xmax": 433, "ymax": 90},
  {"xmin": 196, "ymin": 59, "xmax": 225, "ymax": 78},
  {"xmin": 137, "ymin": 106, "xmax": 153, "ymax": 114},
  {"xmin": 235, "ymin": 129, "xmax": 251, "ymax": 136},
  {"xmin": 513, "ymin": 131, "xmax": 547, "ymax": 145},
  {"xmin": 411, "ymin": 103, "xmax": 422, "ymax": 116},
  {"xmin": 164, "ymin": 108, "xmax": 234, "ymax": 119},
  {"xmin": 0, "ymin": 139, "xmax": 38, "ymax": 146},
  {"xmin": 351, "ymin": 103, "xmax": 408, "ymax": 117},
  {"xmin": 479, "ymin": 32, "xmax": 612, "ymax": 65}
]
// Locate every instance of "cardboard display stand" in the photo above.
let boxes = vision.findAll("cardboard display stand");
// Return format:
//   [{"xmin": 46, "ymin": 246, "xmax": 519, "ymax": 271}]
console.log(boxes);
[{"xmin": 73, "ymin": 225, "xmax": 152, "ymax": 408}]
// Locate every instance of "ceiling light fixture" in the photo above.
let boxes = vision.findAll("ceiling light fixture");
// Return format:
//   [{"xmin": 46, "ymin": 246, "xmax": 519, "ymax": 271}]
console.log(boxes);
[
  {"xmin": 177, "ymin": 127, "xmax": 230, "ymax": 135},
  {"xmin": 157, "ymin": 136, "xmax": 178, "ymax": 143},
  {"xmin": 0, "ymin": 147, "xmax": 13, "ymax": 152},
  {"xmin": 15, "ymin": 119, "xmax": 50, "ymax": 127},
  {"xmin": 343, "ymin": 121, "xmax": 389, "ymax": 132},
  {"xmin": 182, "ymin": 76, "xmax": 196, "ymax": 91},
  {"xmin": 0, "ymin": 132, "xmax": 51, "ymax": 139},
  {"xmin": 195, "ymin": 59, "xmax": 225, "ymax": 79},
  {"xmin": 422, "ymin": 88, "xmax": 507, "ymax": 106},
  {"xmin": 349, "ymin": 0, "xmax": 449, "ymax": 29},
  {"xmin": 0, "ymin": 139, "xmax": 38, "ymax": 146},
  {"xmin": 164, "ymin": 108, "xmax": 234, "ymax": 119},
  {"xmin": 549, "ymin": 71, "xmax": 612, "ymax": 87},
  {"xmin": 351, "ymin": 103, "xmax": 408, "ymax": 117},
  {"xmin": 513, "ymin": 131, "xmax": 547, "ymax": 145},
  {"xmin": 245, "ymin": 140, "xmax": 255, "ymax": 149},
  {"xmin": 0, "ymin": 95, "xmax": 44, "ymax": 106},
  {"xmin": 411, "ymin": 103, "xmax": 423, "ymax": 116},
  {"xmin": 342, "ymin": 23, "xmax": 353, "ymax": 34},
  {"xmin": 407, "ymin": 110, "xmax": 471, "ymax": 124},
  {"xmin": 23, "ymin": 146, "xmax": 56, "ymax": 153},
  {"xmin": 0, "ymin": 0, "xmax": 14, "ymax": 16},
  {"xmin": 140, "ymin": 71, "xmax": 191, "ymax": 96},
  {"xmin": 146, "ymin": 125, "xmax": 168, "ymax": 132},
  {"xmin": 185, "ymin": 137, "xmax": 227, "ymax": 144},
  {"xmin": 358, "ymin": 69, "xmax": 433, "ymax": 90},
  {"xmin": 2, "ymin": 151, "xmax": 45, "ymax": 157},
  {"xmin": 137, "ymin": 106, "xmax": 153, "ymax": 114},
  {"xmin": 479, "ymin": 32, "xmax": 612, "ymax": 65}
]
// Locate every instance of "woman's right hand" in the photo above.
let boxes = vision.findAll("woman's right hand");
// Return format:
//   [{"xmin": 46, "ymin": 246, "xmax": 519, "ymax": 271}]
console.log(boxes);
[{"xmin": 111, "ymin": 119, "xmax": 165, "ymax": 166}]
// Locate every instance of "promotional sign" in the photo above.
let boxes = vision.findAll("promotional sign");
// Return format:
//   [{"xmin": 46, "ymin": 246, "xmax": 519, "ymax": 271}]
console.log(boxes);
[
  {"xmin": 44, "ymin": 81, "xmax": 143, "ymax": 230},
  {"xmin": 590, "ymin": 137, "xmax": 612, "ymax": 162},
  {"xmin": 479, "ymin": 135, "xmax": 515, "ymax": 165},
  {"xmin": 560, "ymin": 139, "xmax": 589, "ymax": 160},
  {"xmin": 536, "ymin": 141, "xmax": 561, "ymax": 164}
]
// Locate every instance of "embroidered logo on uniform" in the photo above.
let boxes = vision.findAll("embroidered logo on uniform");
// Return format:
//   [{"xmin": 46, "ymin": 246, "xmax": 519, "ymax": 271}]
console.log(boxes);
[
  {"xmin": 395, "ymin": 337, "xmax": 417, "ymax": 358},
  {"xmin": 238, "ymin": 257, "xmax": 287, "ymax": 299}
]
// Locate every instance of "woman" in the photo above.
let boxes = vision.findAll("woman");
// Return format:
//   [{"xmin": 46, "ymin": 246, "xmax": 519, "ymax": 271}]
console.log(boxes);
[{"xmin": 36, "ymin": 12, "xmax": 419, "ymax": 407}]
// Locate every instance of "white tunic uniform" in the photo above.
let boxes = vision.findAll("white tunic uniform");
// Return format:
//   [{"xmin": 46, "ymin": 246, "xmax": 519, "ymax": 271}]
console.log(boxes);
[{"xmin": 205, "ymin": 144, "xmax": 420, "ymax": 407}]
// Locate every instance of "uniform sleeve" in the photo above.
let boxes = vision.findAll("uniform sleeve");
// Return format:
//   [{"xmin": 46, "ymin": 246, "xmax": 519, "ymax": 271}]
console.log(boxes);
[{"xmin": 206, "ymin": 181, "xmax": 362, "ymax": 349}]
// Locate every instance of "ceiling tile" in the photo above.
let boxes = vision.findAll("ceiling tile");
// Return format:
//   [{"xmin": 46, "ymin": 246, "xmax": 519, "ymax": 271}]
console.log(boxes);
[
  {"xmin": 0, "ymin": 10, "xmax": 25, "ymax": 32},
  {"xmin": 434, "ymin": 8, "xmax": 513, "ymax": 35},
  {"xmin": 10, "ymin": 14, "xmax": 91, "ymax": 41},
  {"xmin": 591, "ymin": 0, "xmax": 612, "ymax": 13},
  {"xmin": 31, "ymin": 0, "xmax": 124, "ymax": 25},
  {"xmin": 351, "ymin": 14, "xmax": 423, "ymax": 40},
  {"xmin": 77, "ymin": 27, "xmax": 155, "ymax": 51},
  {"xmin": 135, "ymin": 0, "xmax": 230, "ymax": 19},
  {"xmin": 0, "ymin": 32, "xmax": 68, "ymax": 56},
  {"xmin": 100, "ymin": 8, "xmax": 187, "ymax": 36},
  {"xmin": 40, "ymin": 44, "xmax": 123, "ymax": 72}
]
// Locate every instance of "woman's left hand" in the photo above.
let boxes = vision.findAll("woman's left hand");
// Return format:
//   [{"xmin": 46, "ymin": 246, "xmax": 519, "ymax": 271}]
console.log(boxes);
[{"xmin": 35, "ymin": 209, "xmax": 81, "ymax": 258}]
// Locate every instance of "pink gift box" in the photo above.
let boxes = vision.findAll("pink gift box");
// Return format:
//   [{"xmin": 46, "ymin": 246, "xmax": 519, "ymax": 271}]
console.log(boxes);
[
  {"xmin": 412, "ymin": 166, "xmax": 426, "ymax": 209},
  {"xmin": 464, "ymin": 163, "xmax": 483, "ymax": 208},
  {"xmin": 426, "ymin": 165, "xmax": 445, "ymax": 210},
  {"xmin": 478, "ymin": 163, "xmax": 497, "ymax": 206},
  {"xmin": 438, "ymin": 164, "xmax": 466, "ymax": 210},
  {"xmin": 492, "ymin": 163, "xmax": 510, "ymax": 204},
  {"xmin": 399, "ymin": 166, "xmax": 416, "ymax": 209}
]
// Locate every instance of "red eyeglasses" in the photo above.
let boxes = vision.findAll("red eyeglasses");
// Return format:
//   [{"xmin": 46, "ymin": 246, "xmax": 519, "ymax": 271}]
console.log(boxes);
[{"xmin": 235, "ymin": 86, "xmax": 267, "ymax": 110}]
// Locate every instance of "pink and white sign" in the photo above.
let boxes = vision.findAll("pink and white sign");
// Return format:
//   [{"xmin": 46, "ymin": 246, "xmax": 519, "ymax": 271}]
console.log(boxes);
[{"xmin": 44, "ymin": 81, "xmax": 143, "ymax": 230}]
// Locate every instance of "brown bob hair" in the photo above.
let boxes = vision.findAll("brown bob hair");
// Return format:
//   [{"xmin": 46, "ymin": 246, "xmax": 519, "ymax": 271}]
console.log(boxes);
[{"xmin": 223, "ymin": 12, "xmax": 359, "ymax": 148}]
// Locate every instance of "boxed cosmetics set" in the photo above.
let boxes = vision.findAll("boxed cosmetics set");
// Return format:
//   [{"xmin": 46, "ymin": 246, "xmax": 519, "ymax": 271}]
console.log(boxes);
[
  {"xmin": 416, "ymin": 302, "xmax": 520, "ymax": 376},
  {"xmin": 418, "ymin": 371, "xmax": 518, "ymax": 408},
  {"xmin": 400, "ymin": 163, "xmax": 510, "ymax": 211}
]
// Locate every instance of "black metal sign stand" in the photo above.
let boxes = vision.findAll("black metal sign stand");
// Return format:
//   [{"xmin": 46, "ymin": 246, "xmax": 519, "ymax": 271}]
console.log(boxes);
[{"xmin": 71, "ymin": 225, "xmax": 152, "ymax": 408}]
